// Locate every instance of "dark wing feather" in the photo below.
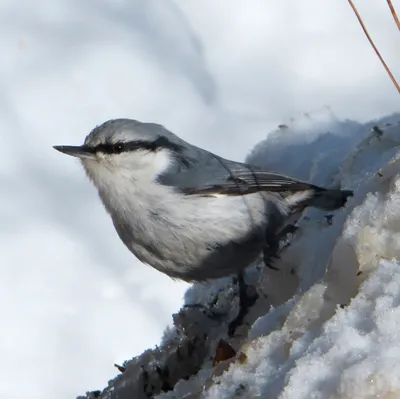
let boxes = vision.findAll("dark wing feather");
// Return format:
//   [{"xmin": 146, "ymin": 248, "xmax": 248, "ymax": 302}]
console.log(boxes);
[{"xmin": 183, "ymin": 169, "xmax": 320, "ymax": 196}]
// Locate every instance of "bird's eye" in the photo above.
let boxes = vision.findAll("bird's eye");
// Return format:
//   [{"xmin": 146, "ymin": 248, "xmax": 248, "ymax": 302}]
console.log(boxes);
[{"xmin": 114, "ymin": 143, "xmax": 124, "ymax": 153}]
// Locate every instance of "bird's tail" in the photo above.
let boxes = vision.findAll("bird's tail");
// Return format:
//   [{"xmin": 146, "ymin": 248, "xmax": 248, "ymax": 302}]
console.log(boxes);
[
  {"xmin": 311, "ymin": 188, "xmax": 354, "ymax": 210},
  {"xmin": 286, "ymin": 187, "xmax": 353, "ymax": 212}
]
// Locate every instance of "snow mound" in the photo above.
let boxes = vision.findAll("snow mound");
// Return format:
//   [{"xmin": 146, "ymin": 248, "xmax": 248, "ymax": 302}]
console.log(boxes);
[{"xmin": 78, "ymin": 112, "xmax": 400, "ymax": 399}]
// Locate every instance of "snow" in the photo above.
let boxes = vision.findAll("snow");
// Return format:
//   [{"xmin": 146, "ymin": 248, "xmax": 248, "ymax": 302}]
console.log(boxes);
[
  {"xmin": 1, "ymin": 1, "xmax": 400, "ymax": 399},
  {"xmin": 151, "ymin": 114, "xmax": 400, "ymax": 399}
]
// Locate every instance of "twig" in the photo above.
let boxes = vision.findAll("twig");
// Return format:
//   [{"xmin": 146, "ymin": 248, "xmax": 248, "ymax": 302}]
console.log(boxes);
[
  {"xmin": 387, "ymin": 0, "xmax": 400, "ymax": 31},
  {"xmin": 348, "ymin": 0, "xmax": 400, "ymax": 95}
]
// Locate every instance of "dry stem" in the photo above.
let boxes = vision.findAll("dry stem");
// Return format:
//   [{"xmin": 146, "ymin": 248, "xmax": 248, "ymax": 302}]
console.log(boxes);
[
  {"xmin": 387, "ymin": 0, "xmax": 400, "ymax": 31},
  {"xmin": 348, "ymin": 0, "xmax": 400, "ymax": 95}
]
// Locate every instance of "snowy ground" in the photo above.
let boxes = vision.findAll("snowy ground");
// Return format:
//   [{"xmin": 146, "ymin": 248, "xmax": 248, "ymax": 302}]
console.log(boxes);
[
  {"xmin": 1, "ymin": 1, "xmax": 399, "ymax": 399},
  {"xmin": 164, "ymin": 113, "xmax": 400, "ymax": 399},
  {"xmin": 80, "ymin": 112, "xmax": 400, "ymax": 399}
]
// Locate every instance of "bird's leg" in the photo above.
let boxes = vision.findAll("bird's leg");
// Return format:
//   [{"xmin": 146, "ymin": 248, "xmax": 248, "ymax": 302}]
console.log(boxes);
[
  {"xmin": 183, "ymin": 293, "xmax": 226, "ymax": 320},
  {"xmin": 263, "ymin": 238, "xmax": 280, "ymax": 270},
  {"xmin": 228, "ymin": 272, "xmax": 259, "ymax": 337},
  {"xmin": 263, "ymin": 223, "xmax": 299, "ymax": 270}
]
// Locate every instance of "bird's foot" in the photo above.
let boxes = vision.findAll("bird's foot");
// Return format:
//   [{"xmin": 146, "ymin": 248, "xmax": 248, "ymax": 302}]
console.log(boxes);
[
  {"xmin": 183, "ymin": 284, "xmax": 232, "ymax": 321},
  {"xmin": 263, "ymin": 223, "xmax": 299, "ymax": 270},
  {"xmin": 182, "ymin": 302, "xmax": 227, "ymax": 321},
  {"xmin": 263, "ymin": 244, "xmax": 280, "ymax": 270},
  {"xmin": 278, "ymin": 223, "xmax": 299, "ymax": 238},
  {"xmin": 265, "ymin": 259, "xmax": 280, "ymax": 270}
]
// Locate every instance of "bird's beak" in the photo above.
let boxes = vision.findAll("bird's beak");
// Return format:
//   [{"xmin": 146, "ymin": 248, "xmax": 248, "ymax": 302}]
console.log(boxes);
[{"xmin": 53, "ymin": 145, "xmax": 96, "ymax": 160}]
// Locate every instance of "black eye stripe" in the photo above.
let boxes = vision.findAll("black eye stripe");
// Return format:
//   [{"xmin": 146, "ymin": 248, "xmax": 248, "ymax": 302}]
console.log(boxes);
[
  {"xmin": 94, "ymin": 141, "xmax": 143, "ymax": 154},
  {"xmin": 87, "ymin": 137, "xmax": 184, "ymax": 155}
]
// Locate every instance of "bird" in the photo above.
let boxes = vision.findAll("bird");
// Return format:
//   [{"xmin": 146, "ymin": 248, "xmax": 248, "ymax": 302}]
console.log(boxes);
[{"xmin": 54, "ymin": 118, "xmax": 353, "ymax": 335}]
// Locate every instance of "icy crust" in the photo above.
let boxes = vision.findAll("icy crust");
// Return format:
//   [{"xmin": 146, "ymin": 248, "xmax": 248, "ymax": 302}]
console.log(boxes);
[{"xmin": 78, "ymin": 113, "xmax": 400, "ymax": 399}]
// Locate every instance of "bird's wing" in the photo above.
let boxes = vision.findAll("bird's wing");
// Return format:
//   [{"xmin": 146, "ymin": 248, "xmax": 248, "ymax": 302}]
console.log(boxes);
[{"xmin": 182, "ymin": 168, "xmax": 318, "ymax": 197}]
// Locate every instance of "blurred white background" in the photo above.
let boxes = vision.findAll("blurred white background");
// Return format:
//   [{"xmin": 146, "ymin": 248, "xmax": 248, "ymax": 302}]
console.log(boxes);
[{"xmin": 0, "ymin": 1, "xmax": 399, "ymax": 398}]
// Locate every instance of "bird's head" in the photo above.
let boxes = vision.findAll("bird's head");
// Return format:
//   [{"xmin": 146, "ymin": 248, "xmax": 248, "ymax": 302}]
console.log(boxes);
[{"xmin": 53, "ymin": 119, "xmax": 187, "ymax": 187}]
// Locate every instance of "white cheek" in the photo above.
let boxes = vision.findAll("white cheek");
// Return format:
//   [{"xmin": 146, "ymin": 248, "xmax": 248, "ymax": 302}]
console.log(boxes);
[
  {"xmin": 81, "ymin": 150, "xmax": 172, "ymax": 186},
  {"xmin": 131, "ymin": 150, "xmax": 171, "ymax": 180},
  {"xmin": 149, "ymin": 150, "xmax": 171, "ymax": 176}
]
